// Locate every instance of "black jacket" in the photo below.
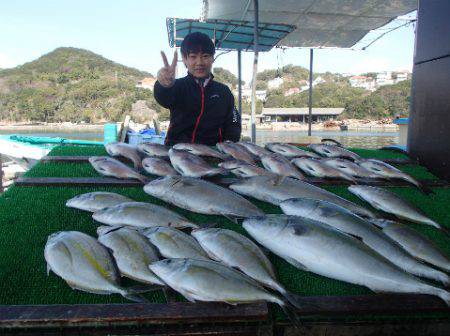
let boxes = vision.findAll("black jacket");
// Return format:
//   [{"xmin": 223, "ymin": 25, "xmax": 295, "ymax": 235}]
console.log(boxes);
[{"xmin": 154, "ymin": 73, "xmax": 241, "ymax": 146}]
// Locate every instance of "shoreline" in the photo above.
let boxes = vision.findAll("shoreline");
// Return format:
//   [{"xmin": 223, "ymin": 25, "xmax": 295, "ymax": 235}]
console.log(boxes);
[{"xmin": 0, "ymin": 121, "xmax": 399, "ymax": 133}]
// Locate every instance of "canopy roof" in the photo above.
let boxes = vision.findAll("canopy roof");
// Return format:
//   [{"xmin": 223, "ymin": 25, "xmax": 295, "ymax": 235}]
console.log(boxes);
[
  {"xmin": 166, "ymin": 18, "xmax": 295, "ymax": 52},
  {"xmin": 202, "ymin": 0, "xmax": 417, "ymax": 48}
]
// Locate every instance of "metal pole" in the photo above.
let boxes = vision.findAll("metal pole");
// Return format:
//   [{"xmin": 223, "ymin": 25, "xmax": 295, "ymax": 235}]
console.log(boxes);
[
  {"xmin": 308, "ymin": 48, "xmax": 313, "ymax": 136},
  {"xmin": 237, "ymin": 49, "xmax": 242, "ymax": 116},
  {"xmin": 250, "ymin": 0, "xmax": 259, "ymax": 143}
]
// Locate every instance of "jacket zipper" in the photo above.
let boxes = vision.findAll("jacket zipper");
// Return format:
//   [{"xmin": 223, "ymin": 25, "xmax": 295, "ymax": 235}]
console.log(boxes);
[{"xmin": 191, "ymin": 83, "xmax": 205, "ymax": 143}]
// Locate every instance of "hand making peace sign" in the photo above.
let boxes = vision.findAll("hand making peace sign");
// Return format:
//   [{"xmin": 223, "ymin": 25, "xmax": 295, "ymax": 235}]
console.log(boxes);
[{"xmin": 157, "ymin": 51, "xmax": 178, "ymax": 88}]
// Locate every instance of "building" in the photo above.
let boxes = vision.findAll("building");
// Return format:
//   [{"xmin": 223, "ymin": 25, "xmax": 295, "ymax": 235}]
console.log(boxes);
[
  {"xmin": 312, "ymin": 76, "xmax": 325, "ymax": 86},
  {"xmin": 136, "ymin": 77, "xmax": 157, "ymax": 90},
  {"xmin": 284, "ymin": 87, "xmax": 301, "ymax": 96},
  {"xmin": 394, "ymin": 71, "xmax": 409, "ymax": 83},
  {"xmin": 349, "ymin": 75, "xmax": 376, "ymax": 91},
  {"xmin": 261, "ymin": 107, "xmax": 344, "ymax": 123},
  {"xmin": 267, "ymin": 77, "xmax": 284, "ymax": 89},
  {"xmin": 376, "ymin": 72, "xmax": 394, "ymax": 86},
  {"xmin": 241, "ymin": 89, "xmax": 267, "ymax": 101}
]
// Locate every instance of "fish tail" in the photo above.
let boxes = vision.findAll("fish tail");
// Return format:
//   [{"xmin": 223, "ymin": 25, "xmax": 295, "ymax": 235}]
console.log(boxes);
[
  {"xmin": 435, "ymin": 289, "xmax": 450, "ymax": 307},
  {"xmin": 122, "ymin": 292, "xmax": 149, "ymax": 303},
  {"xmin": 280, "ymin": 302, "xmax": 302, "ymax": 329}
]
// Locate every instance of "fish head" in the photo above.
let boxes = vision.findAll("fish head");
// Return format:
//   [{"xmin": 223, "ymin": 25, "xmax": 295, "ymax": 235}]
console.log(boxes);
[
  {"xmin": 228, "ymin": 176, "xmax": 259, "ymax": 194},
  {"xmin": 65, "ymin": 193, "xmax": 89, "ymax": 208},
  {"xmin": 280, "ymin": 197, "xmax": 322, "ymax": 216},
  {"xmin": 243, "ymin": 215, "xmax": 286, "ymax": 240},
  {"xmin": 191, "ymin": 227, "xmax": 219, "ymax": 241},
  {"xmin": 149, "ymin": 258, "xmax": 187, "ymax": 278},
  {"xmin": 347, "ymin": 185, "xmax": 368, "ymax": 198},
  {"xmin": 143, "ymin": 176, "xmax": 176, "ymax": 196}
]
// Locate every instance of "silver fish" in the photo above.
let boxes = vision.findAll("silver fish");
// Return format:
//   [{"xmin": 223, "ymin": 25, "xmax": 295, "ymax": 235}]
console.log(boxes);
[
  {"xmin": 260, "ymin": 154, "xmax": 304, "ymax": 180},
  {"xmin": 173, "ymin": 143, "xmax": 226, "ymax": 159},
  {"xmin": 89, "ymin": 156, "xmax": 148, "ymax": 183},
  {"xmin": 358, "ymin": 159, "xmax": 423, "ymax": 188},
  {"xmin": 149, "ymin": 258, "xmax": 285, "ymax": 306},
  {"xmin": 142, "ymin": 157, "xmax": 178, "ymax": 177},
  {"xmin": 266, "ymin": 143, "xmax": 319, "ymax": 158},
  {"xmin": 97, "ymin": 227, "xmax": 164, "ymax": 285},
  {"xmin": 216, "ymin": 141, "xmax": 256, "ymax": 165},
  {"xmin": 309, "ymin": 144, "xmax": 360, "ymax": 161},
  {"xmin": 243, "ymin": 215, "xmax": 450, "ymax": 306},
  {"xmin": 92, "ymin": 201, "xmax": 198, "ymax": 229},
  {"xmin": 238, "ymin": 141, "xmax": 271, "ymax": 158},
  {"xmin": 137, "ymin": 143, "xmax": 169, "ymax": 157},
  {"xmin": 168, "ymin": 149, "xmax": 225, "ymax": 178},
  {"xmin": 348, "ymin": 185, "xmax": 441, "ymax": 228},
  {"xmin": 143, "ymin": 226, "xmax": 209, "ymax": 260},
  {"xmin": 229, "ymin": 175, "xmax": 375, "ymax": 218},
  {"xmin": 66, "ymin": 192, "xmax": 133, "ymax": 212},
  {"xmin": 45, "ymin": 231, "xmax": 146, "ymax": 302},
  {"xmin": 291, "ymin": 158, "xmax": 355, "ymax": 182},
  {"xmin": 144, "ymin": 176, "xmax": 264, "ymax": 219},
  {"xmin": 192, "ymin": 228, "xmax": 286, "ymax": 294},
  {"xmin": 374, "ymin": 220, "xmax": 450, "ymax": 273},
  {"xmin": 105, "ymin": 142, "xmax": 142, "ymax": 170},
  {"xmin": 219, "ymin": 160, "xmax": 273, "ymax": 178},
  {"xmin": 322, "ymin": 158, "xmax": 380, "ymax": 179},
  {"xmin": 281, "ymin": 198, "xmax": 449, "ymax": 285}
]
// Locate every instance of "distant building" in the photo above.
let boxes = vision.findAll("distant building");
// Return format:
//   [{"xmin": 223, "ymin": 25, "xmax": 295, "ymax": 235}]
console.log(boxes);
[
  {"xmin": 394, "ymin": 71, "xmax": 409, "ymax": 83},
  {"xmin": 312, "ymin": 76, "xmax": 325, "ymax": 86},
  {"xmin": 349, "ymin": 75, "xmax": 376, "ymax": 91},
  {"xmin": 261, "ymin": 107, "xmax": 344, "ymax": 123},
  {"xmin": 242, "ymin": 89, "xmax": 267, "ymax": 101},
  {"xmin": 136, "ymin": 77, "xmax": 156, "ymax": 90},
  {"xmin": 267, "ymin": 77, "xmax": 284, "ymax": 89},
  {"xmin": 376, "ymin": 72, "xmax": 394, "ymax": 86},
  {"xmin": 284, "ymin": 87, "xmax": 301, "ymax": 96}
]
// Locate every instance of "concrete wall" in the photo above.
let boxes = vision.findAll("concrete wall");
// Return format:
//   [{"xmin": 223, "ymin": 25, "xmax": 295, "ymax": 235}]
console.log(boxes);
[{"xmin": 408, "ymin": 0, "xmax": 450, "ymax": 180}]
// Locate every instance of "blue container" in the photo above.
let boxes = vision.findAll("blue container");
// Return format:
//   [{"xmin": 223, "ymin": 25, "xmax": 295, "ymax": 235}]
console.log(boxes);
[
  {"xmin": 103, "ymin": 123, "xmax": 118, "ymax": 144},
  {"xmin": 127, "ymin": 130, "xmax": 166, "ymax": 145}
]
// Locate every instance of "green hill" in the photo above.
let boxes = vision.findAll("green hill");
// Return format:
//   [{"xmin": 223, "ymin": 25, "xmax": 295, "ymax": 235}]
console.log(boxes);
[{"xmin": 0, "ymin": 47, "xmax": 158, "ymax": 123}]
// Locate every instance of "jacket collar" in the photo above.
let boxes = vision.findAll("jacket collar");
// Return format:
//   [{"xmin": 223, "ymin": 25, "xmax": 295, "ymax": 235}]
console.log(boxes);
[{"xmin": 187, "ymin": 72, "xmax": 214, "ymax": 88}]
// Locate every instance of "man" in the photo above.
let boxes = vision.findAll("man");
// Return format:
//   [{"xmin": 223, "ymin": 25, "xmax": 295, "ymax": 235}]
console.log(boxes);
[{"xmin": 154, "ymin": 32, "xmax": 241, "ymax": 146}]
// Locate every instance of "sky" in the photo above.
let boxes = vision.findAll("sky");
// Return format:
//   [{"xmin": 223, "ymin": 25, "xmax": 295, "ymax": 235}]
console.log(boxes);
[{"xmin": 0, "ymin": 0, "xmax": 416, "ymax": 83}]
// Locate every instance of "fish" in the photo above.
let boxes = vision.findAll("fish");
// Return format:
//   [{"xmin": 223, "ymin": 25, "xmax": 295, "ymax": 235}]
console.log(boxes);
[
  {"xmin": 216, "ymin": 141, "xmax": 256, "ymax": 165},
  {"xmin": 172, "ymin": 143, "xmax": 227, "ymax": 159},
  {"xmin": 243, "ymin": 215, "xmax": 450, "ymax": 306},
  {"xmin": 372, "ymin": 220, "xmax": 450, "ymax": 273},
  {"xmin": 322, "ymin": 158, "xmax": 380, "ymax": 179},
  {"xmin": 149, "ymin": 258, "xmax": 300, "ymax": 321},
  {"xmin": 237, "ymin": 141, "xmax": 271, "ymax": 158},
  {"xmin": 143, "ymin": 176, "xmax": 264, "ymax": 219},
  {"xmin": 45, "ymin": 231, "xmax": 148, "ymax": 302},
  {"xmin": 358, "ymin": 159, "xmax": 427, "ymax": 191},
  {"xmin": 66, "ymin": 192, "xmax": 133, "ymax": 212},
  {"xmin": 137, "ymin": 143, "xmax": 170, "ymax": 157},
  {"xmin": 291, "ymin": 158, "xmax": 355, "ymax": 182},
  {"xmin": 143, "ymin": 226, "xmax": 209, "ymax": 260},
  {"xmin": 142, "ymin": 157, "xmax": 179, "ymax": 177},
  {"xmin": 280, "ymin": 198, "xmax": 450, "ymax": 286},
  {"xmin": 168, "ymin": 148, "xmax": 225, "ymax": 178},
  {"xmin": 229, "ymin": 175, "xmax": 375, "ymax": 218},
  {"xmin": 308, "ymin": 144, "xmax": 360, "ymax": 161},
  {"xmin": 192, "ymin": 228, "xmax": 300, "ymax": 305},
  {"xmin": 260, "ymin": 154, "xmax": 304, "ymax": 180},
  {"xmin": 89, "ymin": 156, "xmax": 148, "ymax": 183},
  {"xmin": 105, "ymin": 142, "xmax": 142, "ymax": 170},
  {"xmin": 266, "ymin": 143, "xmax": 319, "ymax": 158},
  {"xmin": 219, "ymin": 159, "xmax": 273, "ymax": 178},
  {"xmin": 97, "ymin": 227, "xmax": 164, "ymax": 285},
  {"xmin": 348, "ymin": 185, "xmax": 442, "ymax": 229},
  {"xmin": 92, "ymin": 201, "xmax": 198, "ymax": 229}
]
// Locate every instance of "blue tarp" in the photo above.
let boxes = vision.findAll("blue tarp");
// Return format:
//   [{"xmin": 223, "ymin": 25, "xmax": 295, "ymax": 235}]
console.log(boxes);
[{"xmin": 167, "ymin": 18, "xmax": 295, "ymax": 52}]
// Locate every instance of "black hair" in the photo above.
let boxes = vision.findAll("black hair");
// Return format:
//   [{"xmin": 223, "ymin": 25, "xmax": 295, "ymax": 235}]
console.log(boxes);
[{"xmin": 180, "ymin": 32, "xmax": 215, "ymax": 57}]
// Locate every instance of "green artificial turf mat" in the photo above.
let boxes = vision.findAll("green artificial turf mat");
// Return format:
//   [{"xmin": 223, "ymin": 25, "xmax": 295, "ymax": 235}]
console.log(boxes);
[
  {"xmin": 48, "ymin": 144, "xmax": 107, "ymax": 156},
  {"xmin": 1, "ymin": 144, "xmax": 449, "ymax": 322}
]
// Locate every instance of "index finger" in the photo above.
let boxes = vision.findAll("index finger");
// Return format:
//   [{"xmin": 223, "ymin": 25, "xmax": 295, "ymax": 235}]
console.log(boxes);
[
  {"xmin": 171, "ymin": 50, "xmax": 178, "ymax": 69},
  {"xmin": 161, "ymin": 51, "xmax": 170, "ymax": 68}
]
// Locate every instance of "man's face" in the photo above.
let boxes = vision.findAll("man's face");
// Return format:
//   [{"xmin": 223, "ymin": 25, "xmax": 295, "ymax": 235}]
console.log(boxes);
[{"xmin": 182, "ymin": 51, "xmax": 214, "ymax": 79}]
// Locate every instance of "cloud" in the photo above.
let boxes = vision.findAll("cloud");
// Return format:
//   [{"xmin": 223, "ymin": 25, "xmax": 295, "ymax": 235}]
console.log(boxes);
[
  {"xmin": 350, "ymin": 55, "xmax": 412, "ymax": 74},
  {"xmin": 0, "ymin": 53, "xmax": 18, "ymax": 69}
]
